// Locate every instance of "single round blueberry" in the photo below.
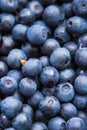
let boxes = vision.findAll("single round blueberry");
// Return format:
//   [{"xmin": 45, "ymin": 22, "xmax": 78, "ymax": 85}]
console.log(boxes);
[
  {"xmin": 1, "ymin": 96, "xmax": 23, "ymax": 118},
  {"xmin": 50, "ymin": 48, "xmax": 71, "ymax": 70},
  {"xmin": 31, "ymin": 122, "xmax": 48, "ymax": 130},
  {"xmin": 22, "ymin": 58, "xmax": 42, "ymax": 78},
  {"xmin": 18, "ymin": 8, "xmax": 36, "ymax": 25},
  {"xmin": 73, "ymin": 95, "xmax": 87, "ymax": 110},
  {"xmin": 78, "ymin": 33, "xmax": 87, "ymax": 47},
  {"xmin": 27, "ymin": 91, "xmax": 44, "ymax": 109},
  {"xmin": 1, "ymin": 13, "xmax": 15, "ymax": 30},
  {"xmin": 63, "ymin": 41, "xmax": 78, "ymax": 58},
  {"xmin": 77, "ymin": 111, "xmax": 87, "ymax": 126},
  {"xmin": 27, "ymin": 1, "xmax": 44, "ymax": 18},
  {"xmin": 33, "ymin": 20, "xmax": 51, "ymax": 37},
  {"xmin": 59, "ymin": 68, "xmax": 75, "ymax": 83},
  {"xmin": 0, "ymin": 35, "xmax": 15, "ymax": 55},
  {"xmin": 39, "ymin": 96, "xmax": 60, "ymax": 117},
  {"xmin": 12, "ymin": 24, "xmax": 28, "ymax": 42},
  {"xmin": 73, "ymin": 0, "xmax": 87, "ymax": 17},
  {"xmin": 66, "ymin": 16, "xmax": 87, "ymax": 36},
  {"xmin": 55, "ymin": 82, "xmax": 75, "ymax": 102},
  {"xmin": 27, "ymin": 24, "xmax": 48, "ymax": 46},
  {"xmin": 19, "ymin": 77, "xmax": 37, "ymax": 97},
  {"xmin": 22, "ymin": 104, "xmax": 33, "ymax": 119},
  {"xmin": 66, "ymin": 117, "xmax": 86, "ymax": 130},
  {"xmin": 7, "ymin": 49, "xmax": 27, "ymax": 69},
  {"xmin": 48, "ymin": 117, "xmax": 66, "ymax": 130},
  {"xmin": 43, "ymin": 5, "xmax": 65, "ymax": 27},
  {"xmin": 0, "ymin": 76, "xmax": 18, "ymax": 95},
  {"xmin": 0, "ymin": 0, "xmax": 19, "ymax": 13},
  {"xmin": 39, "ymin": 56, "xmax": 50, "ymax": 67},
  {"xmin": 75, "ymin": 47, "xmax": 87, "ymax": 68},
  {"xmin": 40, "ymin": 66, "xmax": 59, "ymax": 87},
  {"xmin": 54, "ymin": 22, "xmax": 71, "ymax": 44},
  {"xmin": 62, "ymin": 2, "xmax": 73, "ymax": 18},
  {"xmin": 0, "ymin": 61, "xmax": 8, "ymax": 78},
  {"xmin": 60, "ymin": 103, "xmax": 77, "ymax": 120},
  {"xmin": 74, "ymin": 74, "xmax": 87, "ymax": 94},
  {"xmin": 41, "ymin": 38, "xmax": 60, "ymax": 56},
  {"xmin": 12, "ymin": 112, "xmax": 32, "ymax": 130},
  {"xmin": 7, "ymin": 69, "xmax": 23, "ymax": 83}
]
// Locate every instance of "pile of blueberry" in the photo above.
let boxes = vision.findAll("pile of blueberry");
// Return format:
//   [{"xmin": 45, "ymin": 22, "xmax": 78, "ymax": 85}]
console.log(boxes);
[{"xmin": 0, "ymin": 0, "xmax": 87, "ymax": 130}]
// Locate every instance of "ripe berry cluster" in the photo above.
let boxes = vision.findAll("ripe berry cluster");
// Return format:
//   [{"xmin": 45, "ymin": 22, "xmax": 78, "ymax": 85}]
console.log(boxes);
[{"xmin": 0, "ymin": 0, "xmax": 87, "ymax": 130}]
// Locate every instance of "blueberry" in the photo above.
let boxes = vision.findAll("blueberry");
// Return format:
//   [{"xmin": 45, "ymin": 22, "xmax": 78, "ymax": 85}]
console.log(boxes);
[
  {"xmin": 78, "ymin": 33, "xmax": 87, "ymax": 47},
  {"xmin": 27, "ymin": 91, "xmax": 44, "ymax": 109},
  {"xmin": 66, "ymin": 16, "xmax": 87, "ymax": 36},
  {"xmin": 74, "ymin": 74, "xmax": 87, "ymax": 94},
  {"xmin": 18, "ymin": 8, "xmax": 36, "ymax": 25},
  {"xmin": 1, "ymin": 96, "xmax": 23, "ymax": 118},
  {"xmin": 35, "ymin": 109, "xmax": 48, "ymax": 123},
  {"xmin": 12, "ymin": 24, "xmax": 28, "ymax": 42},
  {"xmin": 54, "ymin": 22, "xmax": 71, "ymax": 44},
  {"xmin": 0, "ymin": 35, "xmax": 15, "ymax": 55},
  {"xmin": 77, "ymin": 111, "xmax": 87, "ymax": 126},
  {"xmin": 22, "ymin": 58, "xmax": 42, "ymax": 77},
  {"xmin": 12, "ymin": 112, "xmax": 32, "ymax": 130},
  {"xmin": 60, "ymin": 103, "xmax": 77, "ymax": 120},
  {"xmin": 41, "ymin": 38, "xmax": 60, "ymax": 56},
  {"xmin": 43, "ymin": 5, "xmax": 65, "ymax": 27},
  {"xmin": 50, "ymin": 47, "xmax": 71, "ymax": 70},
  {"xmin": 63, "ymin": 41, "xmax": 78, "ymax": 58},
  {"xmin": 27, "ymin": 1, "xmax": 44, "ymax": 18},
  {"xmin": 7, "ymin": 49, "xmax": 27, "ymax": 69},
  {"xmin": 48, "ymin": 117, "xmax": 66, "ymax": 130},
  {"xmin": 0, "ymin": 13, "xmax": 15, "ymax": 30},
  {"xmin": 31, "ymin": 122, "xmax": 48, "ymax": 130},
  {"xmin": 55, "ymin": 82, "xmax": 75, "ymax": 102},
  {"xmin": 73, "ymin": 95, "xmax": 87, "ymax": 110},
  {"xmin": 19, "ymin": 77, "xmax": 37, "ymax": 97},
  {"xmin": 73, "ymin": 0, "xmax": 87, "ymax": 17},
  {"xmin": 22, "ymin": 104, "xmax": 33, "ymax": 119},
  {"xmin": 39, "ymin": 96, "xmax": 60, "ymax": 117},
  {"xmin": 0, "ymin": 61, "xmax": 8, "ymax": 78},
  {"xmin": 66, "ymin": 117, "xmax": 86, "ymax": 130},
  {"xmin": 0, "ymin": 0, "xmax": 19, "ymax": 13},
  {"xmin": 39, "ymin": 56, "xmax": 50, "ymax": 67},
  {"xmin": 27, "ymin": 24, "xmax": 48, "ymax": 46},
  {"xmin": 0, "ymin": 76, "xmax": 18, "ymax": 95},
  {"xmin": 33, "ymin": 20, "xmax": 51, "ymax": 37},
  {"xmin": 62, "ymin": 2, "xmax": 73, "ymax": 18},
  {"xmin": 75, "ymin": 47, "xmax": 87, "ymax": 68},
  {"xmin": 40, "ymin": 66, "xmax": 59, "ymax": 87},
  {"xmin": 59, "ymin": 68, "xmax": 75, "ymax": 83},
  {"xmin": 0, "ymin": 113, "xmax": 11, "ymax": 129},
  {"xmin": 7, "ymin": 69, "xmax": 23, "ymax": 83}
]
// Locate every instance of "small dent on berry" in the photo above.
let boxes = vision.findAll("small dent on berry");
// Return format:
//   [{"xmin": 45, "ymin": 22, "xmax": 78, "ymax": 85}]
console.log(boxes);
[
  {"xmin": 68, "ymin": 21, "xmax": 73, "ymax": 27},
  {"xmin": 7, "ymin": 0, "xmax": 15, "ymax": 6},
  {"xmin": 48, "ymin": 99, "xmax": 54, "ymax": 105},
  {"xmin": 62, "ymin": 84, "xmax": 70, "ymax": 92},
  {"xmin": 47, "ymin": 81, "xmax": 54, "ymax": 87}
]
